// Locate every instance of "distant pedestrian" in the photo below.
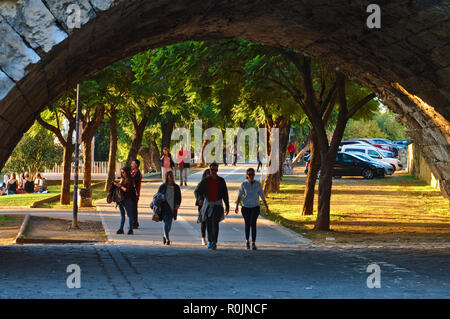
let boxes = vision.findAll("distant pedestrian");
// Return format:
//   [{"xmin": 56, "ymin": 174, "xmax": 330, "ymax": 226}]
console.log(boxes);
[
  {"xmin": 160, "ymin": 147, "xmax": 175, "ymax": 183},
  {"xmin": 233, "ymin": 142, "xmax": 238, "ymax": 166},
  {"xmin": 223, "ymin": 147, "xmax": 228, "ymax": 166},
  {"xmin": 287, "ymin": 142, "xmax": 296, "ymax": 161},
  {"xmin": 235, "ymin": 168, "xmax": 269, "ymax": 250},
  {"xmin": 177, "ymin": 145, "xmax": 190, "ymax": 186},
  {"xmin": 257, "ymin": 146, "xmax": 263, "ymax": 172},
  {"xmin": 114, "ymin": 167, "xmax": 136, "ymax": 235},
  {"xmin": 158, "ymin": 170, "xmax": 181, "ymax": 245},
  {"xmin": 196, "ymin": 162, "xmax": 230, "ymax": 250},
  {"xmin": 194, "ymin": 169, "xmax": 211, "ymax": 246},
  {"xmin": 131, "ymin": 159, "xmax": 142, "ymax": 229}
]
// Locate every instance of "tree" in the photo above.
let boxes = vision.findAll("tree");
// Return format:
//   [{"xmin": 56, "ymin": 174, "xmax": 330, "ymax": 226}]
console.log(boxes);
[
  {"xmin": 37, "ymin": 96, "xmax": 77, "ymax": 204},
  {"xmin": 4, "ymin": 122, "xmax": 62, "ymax": 177}
]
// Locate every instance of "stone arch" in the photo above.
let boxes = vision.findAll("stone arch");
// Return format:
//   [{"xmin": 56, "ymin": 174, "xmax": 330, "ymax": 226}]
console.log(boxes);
[{"xmin": 0, "ymin": 0, "xmax": 449, "ymax": 196}]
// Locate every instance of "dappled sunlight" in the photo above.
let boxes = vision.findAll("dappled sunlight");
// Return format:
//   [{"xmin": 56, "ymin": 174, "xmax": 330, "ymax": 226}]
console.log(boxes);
[{"xmin": 265, "ymin": 172, "xmax": 450, "ymax": 243}]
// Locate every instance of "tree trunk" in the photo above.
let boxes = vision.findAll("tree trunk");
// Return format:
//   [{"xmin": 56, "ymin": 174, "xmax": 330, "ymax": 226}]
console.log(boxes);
[
  {"xmin": 161, "ymin": 118, "xmax": 175, "ymax": 151},
  {"xmin": 198, "ymin": 140, "xmax": 209, "ymax": 167},
  {"xmin": 302, "ymin": 131, "xmax": 320, "ymax": 216},
  {"xmin": 105, "ymin": 110, "xmax": 118, "ymax": 192},
  {"xmin": 126, "ymin": 114, "xmax": 150, "ymax": 166},
  {"xmin": 61, "ymin": 145, "xmax": 74, "ymax": 205},
  {"xmin": 314, "ymin": 160, "xmax": 333, "ymax": 230},
  {"xmin": 139, "ymin": 140, "xmax": 160, "ymax": 173},
  {"xmin": 82, "ymin": 138, "xmax": 93, "ymax": 189},
  {"xmin": 263, "ymin": 117, "xmax": 288, "ymax": 195}
]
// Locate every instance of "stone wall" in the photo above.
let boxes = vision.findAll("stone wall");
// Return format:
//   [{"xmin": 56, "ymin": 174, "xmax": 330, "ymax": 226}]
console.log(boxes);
[
  {"xmin": 0, "ymin": 0, "xmax": 449, "ymax": 197},
  {"xmin": 408, "ymin": 143, "xmax": 441, "ymax": 190}
]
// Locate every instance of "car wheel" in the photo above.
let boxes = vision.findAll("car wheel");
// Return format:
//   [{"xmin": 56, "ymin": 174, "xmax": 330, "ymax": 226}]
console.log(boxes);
[{"xmin": 362, "ymin": 168, "xmax": 374, "ymax": 179}]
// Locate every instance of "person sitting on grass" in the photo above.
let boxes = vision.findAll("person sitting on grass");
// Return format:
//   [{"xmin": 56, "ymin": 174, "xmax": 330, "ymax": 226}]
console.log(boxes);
[
  {"xmin": 6, "ymin": 173, "xmax": 18, "ymax": 195},
  {"xmin": 34, "ymin": 173, "xmax": 47, "ymax": 193},
  {"xmin": 23, "ymin": 172, "xmax": 35, "ymax": 193}
]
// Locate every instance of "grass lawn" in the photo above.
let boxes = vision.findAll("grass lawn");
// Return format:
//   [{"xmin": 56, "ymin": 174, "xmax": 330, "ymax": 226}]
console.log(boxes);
[
  {"xmin": 39, "ymin": 182, "xmax": 107, "ymax": 209},
  {"xmin": 263, "ymin": 168, "xmax": 450, "ymax": 243},
  {"xmin": 0, "ymin": 185, "xmax": 62, "ymax": 207}
]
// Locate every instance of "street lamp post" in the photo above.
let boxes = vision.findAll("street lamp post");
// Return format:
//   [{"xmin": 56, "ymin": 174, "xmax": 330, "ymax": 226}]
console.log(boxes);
[{"xmin": 71, "ymin": 83, "xmax": 81, "ymax": 229}]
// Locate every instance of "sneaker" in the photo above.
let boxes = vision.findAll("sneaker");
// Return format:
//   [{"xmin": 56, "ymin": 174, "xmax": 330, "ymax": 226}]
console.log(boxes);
[
  {"xmin": 211, "ymin": 242, "xmax": 217, "ymax": 250},
  {"xmin": 246, "ymin": 242, "xmax": 250, "ymax": 249},
  {"xmin": 252, "ymin": 243, "xmax": 257, "ymax": 250},
  {"xmin": 163, "ymin": 236, "xmax": 167, "ymax": 245},
  {"xmin": 128, "ymin": 230, "xmax": 134, "ymax": 235},
  {"xmin": 207, "ymin": 242, "xmax": 213, "ymax": 249},
  {"xmin": 201, "ymin": 238, "xmax": 207, "ymax": 246},
  {"xmin": 185, "ymin": 182, "xmax": 187, "ymax": 186},
  {"xmin": 133, "ymin": 223, "xmax": 139, "ymax": 229},
  {"xmin": 166, "ymin": 240, "xmax": 171, "ymax": 246},
  {"xmin": 116, "ymin": 229, "xmax": 124, "ymax": 234}
]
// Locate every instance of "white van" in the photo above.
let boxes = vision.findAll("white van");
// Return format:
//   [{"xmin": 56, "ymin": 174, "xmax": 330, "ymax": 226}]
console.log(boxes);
[{"xmin": 340, "ymin": 145, "xmax": 403, "ymax": 171}]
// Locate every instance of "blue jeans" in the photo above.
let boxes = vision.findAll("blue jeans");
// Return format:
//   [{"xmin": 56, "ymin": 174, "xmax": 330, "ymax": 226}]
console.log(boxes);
[
  {"xmin": 7, "ymin": 190, "xmax": 16, "ymax": 195},
  {"xmin": 118, "ymin": 198, "xmax": 134, "ymax": 231},
  {"xmin": 163, "ymin": 214, "xmax": 173, "ymax": 240}
]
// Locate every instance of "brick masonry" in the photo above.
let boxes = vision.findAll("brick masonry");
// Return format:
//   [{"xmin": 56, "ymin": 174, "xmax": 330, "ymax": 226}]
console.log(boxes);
[{"xmin": 0, "ymin": 0, "xmax": 449, "ymax": 197}]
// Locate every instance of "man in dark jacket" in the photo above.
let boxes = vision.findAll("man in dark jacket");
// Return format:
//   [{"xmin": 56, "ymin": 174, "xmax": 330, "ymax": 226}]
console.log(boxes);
[
  {"xmin": 131, "ymin": 159, "xmax": 142, "ymax": 229},
  {"xmin": 196, "ymin": 162, "xmax": 230, "ymax": 250}
]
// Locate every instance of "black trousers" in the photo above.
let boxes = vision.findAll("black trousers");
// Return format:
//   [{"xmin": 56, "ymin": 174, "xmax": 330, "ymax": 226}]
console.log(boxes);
[
  {"xmin": 206, "ymin": 207, "xmax": 222, "ymax": 243},
  {"xmin": 132, "ymin": 198, "xmax": 139, "ymax": 227},
  {"xmin": 198, "ymin": 207, "xmax": 207, "ymax": 238},
  {"xmin": 241, "ymin": 206, "xmax": 260, "ymax": 242}
]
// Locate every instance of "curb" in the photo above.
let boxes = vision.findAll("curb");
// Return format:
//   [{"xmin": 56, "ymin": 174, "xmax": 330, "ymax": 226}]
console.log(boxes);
[{"xmin": 15, "ymin": 214, "xmax": 30, "ymax": 244}]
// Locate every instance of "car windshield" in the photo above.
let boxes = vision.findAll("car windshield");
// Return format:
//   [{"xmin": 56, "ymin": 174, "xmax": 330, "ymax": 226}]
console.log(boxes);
[{"xmin": 350, "ymin": 153, "xmax": 373, "ymax": 162}]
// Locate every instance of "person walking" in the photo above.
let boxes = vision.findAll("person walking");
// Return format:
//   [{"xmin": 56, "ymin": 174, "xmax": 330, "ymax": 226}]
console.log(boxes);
[
  {"xmin": 223, "ymin": 147, "xmax": 228, "ymax": 166},
  {"xmin": 177, "ymin": 145, "xmax": 191, "ymax": 186},
  {"xmin": 233, "ymin": 142, "xmax": 238, "ymax": 166},
  {"xmin": 158, "ymin": 170, "xmax": 181, "ymax": 245},
  {"xmin": 257, "ymin": 146, "xmax": 263, "ymax": 172},
  {"xmin": 131, "ymin": 159, "xmax": 142, "ymax": 229},
  {"xmin": 194, "ymin": 169, "xmax": 210, "ymax": 245},
  {"xmin": 196, "ymin": 162, "xmax": 230, "ymax": 250},
  {"xmin": 6, "ymin": 173, "xmax": 18, "ymax": 195},
  {"xmin": 160, "ymin": 147, "xmax": 175, "ymax": 183},
  {"xmin": 114, "ymin": 166, "xmax": 136, "ymax": 235},
  {"xmin": 287, "ymin": 142, "xmax": 296, "ymax": 161},
  {"xmin": 235, "ymin": 168, "xmax": 269, "ymax": 250}
]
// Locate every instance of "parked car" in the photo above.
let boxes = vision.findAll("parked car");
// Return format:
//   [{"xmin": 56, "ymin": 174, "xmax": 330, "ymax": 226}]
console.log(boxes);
[
  {"xmin": 348, "ymin": 152, "xmax": 394, "ymax": 175},
  {"xmin": 393, "ymin": 139, "xmax": 408, "ymax": 150},
  {"xmin": 340, "ymin": 144, "xmax": 403, "ymax": 170},
  {"xmin": 333, "ymin": 152, "xmax": 385, "ymax": 179},
  {"xmin": 340, "ymin": 141, "xmax": 395, "ymax": 158},
  {"xmin": 350, "ymin": 138, "xmax": 398, "ymax": 157}
]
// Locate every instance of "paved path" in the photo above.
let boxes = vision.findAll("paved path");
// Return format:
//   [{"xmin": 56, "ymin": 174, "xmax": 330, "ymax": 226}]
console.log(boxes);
[
  {"xmin": 0, "ymin": 165, "xmax": 449, "ymax": 299},
  {"xmin": 96, "ymin": 165, "xmax": 309, "ymax": 248}
]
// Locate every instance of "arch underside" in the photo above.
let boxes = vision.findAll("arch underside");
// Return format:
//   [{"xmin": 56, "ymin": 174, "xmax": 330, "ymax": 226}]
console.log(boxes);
[{"xmin": 0, "ymin": 0, "xmax": 449, "ymax": 196}]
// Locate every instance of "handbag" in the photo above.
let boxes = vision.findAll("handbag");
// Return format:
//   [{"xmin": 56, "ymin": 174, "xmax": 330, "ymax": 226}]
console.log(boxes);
[{"xmin": 152, "ymin": 212, "xmax": 161, "ymax": 222}]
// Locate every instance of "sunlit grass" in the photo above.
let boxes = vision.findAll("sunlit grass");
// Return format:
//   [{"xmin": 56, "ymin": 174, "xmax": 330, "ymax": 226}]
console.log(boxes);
[{"xmin": 263, "ymin": 170, "xmax": 450, "ymax": 243}]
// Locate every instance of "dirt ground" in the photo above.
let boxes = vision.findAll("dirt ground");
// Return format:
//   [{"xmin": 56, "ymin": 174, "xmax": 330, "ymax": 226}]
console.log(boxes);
[
  {"xmin": 264, "ymin": 167, "xmax": 450, "ymax": 243},
  {"xmin": 23, "ymin": 216, "xmax": 107, "ymax": 243},
  {"xmin": 0, "ymin": 215, "xmax": 24, "ymax": 245}
]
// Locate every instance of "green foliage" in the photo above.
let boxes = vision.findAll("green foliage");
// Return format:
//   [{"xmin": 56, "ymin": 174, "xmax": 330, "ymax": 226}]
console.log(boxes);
[
  {"xmin": 343, "ymin": 118, "xmax": 388, "ymax": 140},
  {"xmin": 3, "ymin": 122, "xmax": 63, "ymax": 176},
  {"xmin": 374, "ymin": 108, "xmax": 406, "ymax": 140}
]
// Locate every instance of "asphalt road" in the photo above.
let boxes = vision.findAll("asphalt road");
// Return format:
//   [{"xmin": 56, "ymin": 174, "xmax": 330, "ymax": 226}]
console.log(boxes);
[{"xmin": 0, "ymin": 165, "xmax": 448, "ymax": 299}]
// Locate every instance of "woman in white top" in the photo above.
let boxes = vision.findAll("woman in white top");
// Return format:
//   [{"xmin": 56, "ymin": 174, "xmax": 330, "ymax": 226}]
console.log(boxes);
[{"xmin": 235, "ymin": 168, "xmax": 269, "ymax": 250}]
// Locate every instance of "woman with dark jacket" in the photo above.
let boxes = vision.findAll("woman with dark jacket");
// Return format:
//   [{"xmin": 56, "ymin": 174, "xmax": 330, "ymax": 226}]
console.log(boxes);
[
  {"xmin": 113, "ymin": 166, "xmax": 136, "ymax": 235},
  {"xmin": 158, "ymin": 170, "xmax": 181, "ymax": 245},
  {"xmin": 194, "ymin": 169, "xmax": 210, "ymax": 245}
]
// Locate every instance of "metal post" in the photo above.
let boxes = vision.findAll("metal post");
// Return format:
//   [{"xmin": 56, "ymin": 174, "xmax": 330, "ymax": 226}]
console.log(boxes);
[{"xmin": 71, "ymin": 83, "xmax": 81, "ymax": 229}]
